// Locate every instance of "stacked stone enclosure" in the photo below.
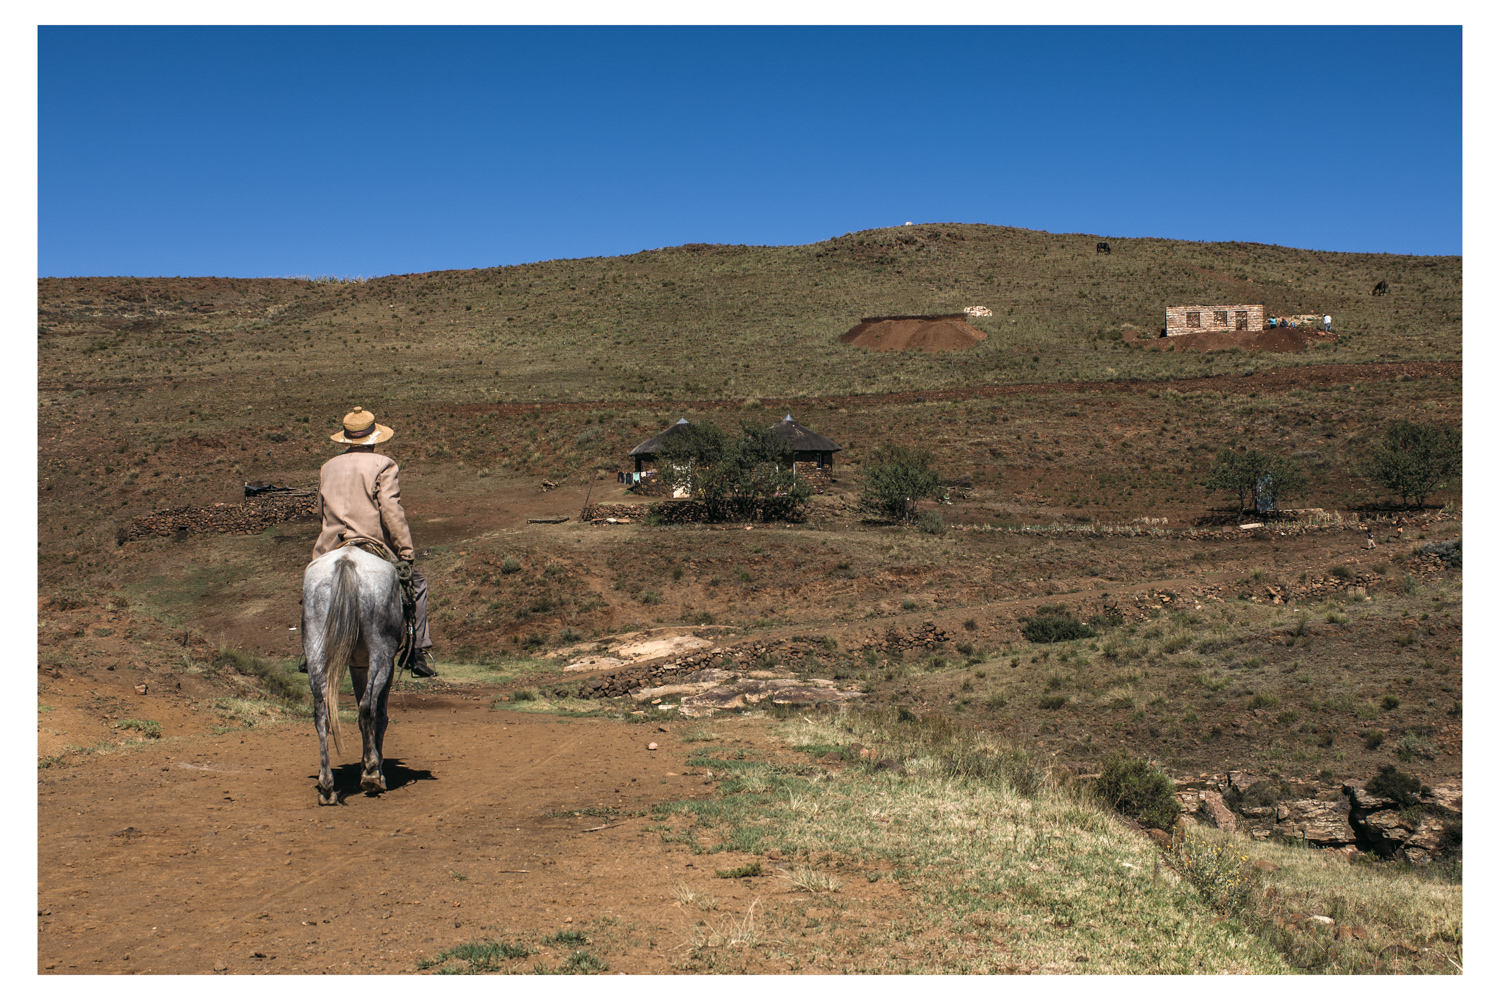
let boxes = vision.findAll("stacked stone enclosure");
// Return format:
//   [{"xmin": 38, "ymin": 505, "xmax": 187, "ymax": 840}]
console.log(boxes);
[{"xmin": 1165, "ymin": 303, "xmax": 1265, "ymax": 336}]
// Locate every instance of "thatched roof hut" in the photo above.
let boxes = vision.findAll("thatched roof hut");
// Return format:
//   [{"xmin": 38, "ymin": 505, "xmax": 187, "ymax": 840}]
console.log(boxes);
[
  {"xmin": 629, "ymin": 418, "xmax": 692, "ymax": 474},
  {"xmin": 769, "ymin": 414, "xmax": 841, "ymax": 463}
]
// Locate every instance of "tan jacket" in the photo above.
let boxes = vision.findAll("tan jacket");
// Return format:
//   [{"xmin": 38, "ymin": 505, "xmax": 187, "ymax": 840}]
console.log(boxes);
[{"xmin": 312, "ymin": 448, "xmax": 416, "ymax": 562}]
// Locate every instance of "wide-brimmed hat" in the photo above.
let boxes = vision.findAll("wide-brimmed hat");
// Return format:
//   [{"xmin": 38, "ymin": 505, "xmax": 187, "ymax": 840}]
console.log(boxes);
[{"xmin": 330, "ymin": 406, "xmax": 395, "ymax": 445}]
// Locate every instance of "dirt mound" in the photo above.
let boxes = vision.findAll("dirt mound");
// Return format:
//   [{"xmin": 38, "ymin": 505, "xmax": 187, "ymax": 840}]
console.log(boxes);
[
  {"xmin": 1148, "ymin": 327, "xmax": 1334, "ymax": 354},
  {"xmin": 840, "ymin": 314, "xmax": 987, "ymax": 353}
]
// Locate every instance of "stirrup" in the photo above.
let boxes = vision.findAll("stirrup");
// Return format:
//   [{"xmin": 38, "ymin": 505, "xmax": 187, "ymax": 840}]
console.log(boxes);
[{"xmin": 408, "ymin": 650, "xmax": 437, "ymax": 678}]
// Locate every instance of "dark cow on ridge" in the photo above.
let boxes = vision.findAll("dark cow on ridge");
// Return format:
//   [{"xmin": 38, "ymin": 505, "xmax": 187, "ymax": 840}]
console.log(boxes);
[
  {"xmin": 1372, "ymin": 279, "xmax": 1389, "ymax": 296},
  {"xmin": 1096, "ymin": 241, "xmax": 1111, "ymax": 255}
]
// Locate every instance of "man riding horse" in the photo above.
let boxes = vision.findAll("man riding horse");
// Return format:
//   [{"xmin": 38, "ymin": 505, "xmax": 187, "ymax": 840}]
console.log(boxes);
[{"xmin": 301, "ymin": 406, "xmax": 437, "ymax": 677}]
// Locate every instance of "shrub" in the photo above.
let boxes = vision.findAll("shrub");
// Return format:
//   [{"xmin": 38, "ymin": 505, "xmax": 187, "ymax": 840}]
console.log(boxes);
[
  {"xmin": 1248, "ymin": 692, "xmax": 1278, "ymax": 709},
  {"xmin": 916, "ymin": 511, "xmax": 946, "ymax": 535},
  {"xmin": 1365, "ymin": 764, "xmax": 1422, "ymax": 807},
  {"xmin": 1094, "ymin": 754, "xmax": 1180, "ymax": 830},
  {"xmin": 500, "ymin": 555, "xmax": 522, "ymax": 575},
  {"xmin": 1329, "ymin": 565, "xmax": 1353, "ymax": 580},
  {"xmin": 511, "ymin": 688, "xmax": 537, "ymax": 701},
  {"xmin": 117, "ymin": 718, "xmax": 161, "ymax": 739},
  {"xmin": 1021, "ymin": 606, "xmax": 1096, "ymax": 643},
  {"xmin": 1088, "ymin": 605, "xmax": 1124, "ymax": 629},
  {"xmin": 1160, "ymin": 634, "xmax": 1191, "ymax": 655},
  {"xmin": 860, "ymin": 444, "xmax": 942, "ymax": 523},
  {"xmin": 1362, "ymin": 730, "xmax": 1385, "ymax": 750},
  {"xmin": 1364, "ymin": 419, "xmax": 1461, "ymax": 508},
  {"xmin": 1206, "ymin": 448, "xmax": 1308, "ymax": 512},
  {"xmin": 1419, "ymin": 538, "xmax": 1461, "ymax": 569},
  {"xmin": 1232, "ymin": 780, "xmax": 1284, "ymax": 810},
  {"xmin": 1172, "ymin": 834, "xmax": 1257, "ymax": 913},
  {"xmin": 1439, "ymin": 815, "xmax": 1462, "ymax": 857},
  {"xmin": 1394, "ymin": 732, "xmax": 1434, "ymax": 762},
  {"xmin": 1038, "ymin": 694, "xmax": 1068, "ymax": 710}
]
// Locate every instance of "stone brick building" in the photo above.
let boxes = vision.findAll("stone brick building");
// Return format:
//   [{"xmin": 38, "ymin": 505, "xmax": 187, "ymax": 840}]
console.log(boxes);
[{"xmin": 1165, "ymin": 304, "xmax": 1265, "ymax": 336}]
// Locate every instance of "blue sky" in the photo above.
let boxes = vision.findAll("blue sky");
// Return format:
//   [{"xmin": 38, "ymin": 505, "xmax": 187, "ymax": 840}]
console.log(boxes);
[{"xmin": 38, "ymin": 25, "xmax": 1462, "ymax": 277}]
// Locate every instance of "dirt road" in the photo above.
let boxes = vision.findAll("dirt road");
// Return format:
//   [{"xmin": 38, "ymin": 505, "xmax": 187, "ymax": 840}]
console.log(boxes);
[{"xmin": 37, "ymin": 695, "xmax": 807, "ymax": 975}]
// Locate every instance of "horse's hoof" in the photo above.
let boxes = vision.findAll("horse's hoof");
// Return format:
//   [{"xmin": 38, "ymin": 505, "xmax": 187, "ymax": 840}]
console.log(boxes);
[
  {"xmin": 361, "ymin": 774, "xmax": 386, "ymax": 793},
  {"xmin": 318, "ymin": 788, "xmax": 342, "ymax": 806}
]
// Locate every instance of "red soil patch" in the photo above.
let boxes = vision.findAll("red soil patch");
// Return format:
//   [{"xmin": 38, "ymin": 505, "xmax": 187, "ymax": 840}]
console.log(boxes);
[
  {"xmin": 1146, "ymin": 326, "xmax": 1335, "ymax": 354},
  {"xmin": 840, "ymin": 314, "xmax": 987, "ymax": 353}
]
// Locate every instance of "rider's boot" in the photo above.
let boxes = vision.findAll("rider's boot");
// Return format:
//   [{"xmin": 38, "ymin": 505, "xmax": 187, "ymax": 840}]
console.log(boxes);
[
  {"xmin": 297, "ymin": 657, "xmax": 308, "ymax": 673},
  {"xmin": 408, "ymin": 647, "xmax": 438, "ymax": 678}
]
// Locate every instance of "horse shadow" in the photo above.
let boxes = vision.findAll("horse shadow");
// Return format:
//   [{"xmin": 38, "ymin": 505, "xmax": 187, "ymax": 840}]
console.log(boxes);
[{"xmin": 312, "ymin": 758, "xmax": 436, "ymax": 801}]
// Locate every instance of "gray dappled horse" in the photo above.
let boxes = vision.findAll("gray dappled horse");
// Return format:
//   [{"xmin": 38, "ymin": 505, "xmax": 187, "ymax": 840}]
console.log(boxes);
[{"xmin": 302, "ymin": 545, "xmax": 405, "ymax": 804}]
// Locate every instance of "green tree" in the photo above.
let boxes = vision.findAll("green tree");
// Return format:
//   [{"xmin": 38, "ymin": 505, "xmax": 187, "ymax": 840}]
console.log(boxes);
[
  {"xmin": 698, "ymin": 423, "xmax": 810, "ymax": 521},
  {"xmin": 1207, "ymin": 449, "xmax": 1307, "ymax": 513},
  {"xmin": 653, "ymin": 421, "xmax": 728, "ymax": 494},
  {"xmin": 860, "ymin": 445, "xmax": 942, "ymax": 523},
  {"xmin": 1364, "ymin": 420, "xmax": 1461, "ymax": 508}
]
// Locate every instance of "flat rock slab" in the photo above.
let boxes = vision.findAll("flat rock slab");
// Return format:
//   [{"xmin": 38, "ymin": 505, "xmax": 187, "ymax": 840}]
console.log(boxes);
[
  {"xmin": 677, "ymin": 675, "xmax": 863, "ymax": 718},
  {"xmin": 563, "ymin": 656, "xmax": 629, "ymax": 673},
  {"xmin": 614, "ymin": 633, "xmax": 715, "ymax": 661}
]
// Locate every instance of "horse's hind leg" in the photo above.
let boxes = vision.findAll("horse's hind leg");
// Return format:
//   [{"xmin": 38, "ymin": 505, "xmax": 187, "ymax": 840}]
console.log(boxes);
[
  {"xmin": 310, "ymin": 666, "xmax": 339, "ymax": 805},
  {"xmin": 351, "ymin": 664, "xmax": 385, "ymax": 793},
  {"xmin": 360, "ymin": 645, "xmax": 397, "ymax": 793}
]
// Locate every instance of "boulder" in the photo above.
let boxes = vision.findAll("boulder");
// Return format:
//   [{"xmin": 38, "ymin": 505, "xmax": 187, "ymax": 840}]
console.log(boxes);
[
  {"xmin": 1424, "ymin": 782, "xmax": 1463, "ymax": 813},
  {"xmin": 1347, "ymin": 784, "xmax": 1398, "ymax": 811},
  {"xmin": 1274, "ymin": 798, "xmax": 1356, "ymax": 845},
  {"xmin": 1363, "ymin": 809, "xmax": 1444, "ymax": 854},
  {"xmin": 1197, "ymin": 791, "xmax": 1237, "ymax": 833}
]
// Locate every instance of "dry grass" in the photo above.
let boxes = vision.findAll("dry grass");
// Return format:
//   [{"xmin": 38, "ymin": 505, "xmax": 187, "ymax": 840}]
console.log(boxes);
[
  {"xmin": 671, "ymin": 883, "xmax": 719, "ymax": 911},
  {"xmin": 778, "ymin": 867, "xmax": 844, "ymax": 893}
]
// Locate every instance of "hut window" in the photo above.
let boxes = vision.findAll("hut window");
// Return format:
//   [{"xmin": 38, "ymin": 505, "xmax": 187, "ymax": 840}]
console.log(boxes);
[
  {"xmin": 1186, "ymin": 311, "xmax": 1200, "ymax": 328},
  {"xmin": 1235, "ymin": 310, "xmax": 1249, "ymax": 331},
  {"xmin": 1213, "ymin": 310, "xmax": 1228, "ymax": 326}
]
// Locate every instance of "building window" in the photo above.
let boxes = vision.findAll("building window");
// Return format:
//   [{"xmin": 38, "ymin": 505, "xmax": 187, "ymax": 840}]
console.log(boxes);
[
  {"xmin": 1236, "ymin": 310, "xmax": 1249, "ymax": 331},
  {"xmin": 1213, "ymin": 310, "xmax": 1228, "ymax": 326},
  {"xmin": 1186, "ymin": 311, "xmax": 1201, "ymax": 328}
]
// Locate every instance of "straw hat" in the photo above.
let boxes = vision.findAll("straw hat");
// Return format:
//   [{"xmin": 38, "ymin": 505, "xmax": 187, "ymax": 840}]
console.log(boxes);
[{"xmin": 330, "ymin": 406, "xmax": 394, "ymax": 445}]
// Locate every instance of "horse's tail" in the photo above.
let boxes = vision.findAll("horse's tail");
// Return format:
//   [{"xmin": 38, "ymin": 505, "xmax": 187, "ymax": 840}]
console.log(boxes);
[{"xmin": 323, "ymin": 555, "xmax": 361, "ymax": 756}]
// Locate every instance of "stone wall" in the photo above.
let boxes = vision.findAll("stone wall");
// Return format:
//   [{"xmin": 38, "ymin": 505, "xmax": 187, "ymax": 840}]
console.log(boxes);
[
  {"xmin": 792, "ymin": 461, "xmax": 837, "ymax": 490},
  {"xmin": 127, "ymin": 492, "xmax": 318, "ymax": 540},
  {"xmin": 1165, "ymin": 303, "xmax": 1265, "ymax": 336}
]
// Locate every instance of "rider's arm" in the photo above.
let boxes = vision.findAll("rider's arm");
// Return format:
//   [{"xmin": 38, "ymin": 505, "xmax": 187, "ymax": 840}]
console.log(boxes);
[{"xmin": 376, "ymin": 460, "xmax": 416, "ymax": 562}]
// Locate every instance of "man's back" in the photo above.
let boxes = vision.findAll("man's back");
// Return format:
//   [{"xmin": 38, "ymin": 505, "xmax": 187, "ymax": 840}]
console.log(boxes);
[{"xmin": 313, "ymin": 449, "xmax": 415, "ymax": 561}]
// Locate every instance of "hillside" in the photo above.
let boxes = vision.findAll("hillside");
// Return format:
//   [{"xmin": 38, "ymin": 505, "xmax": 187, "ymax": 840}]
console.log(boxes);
[
  {"xmin": 39, "ymin": 223, "xmax": 1460, "ymax": 408},
  {"xmin": 36, "ymin": 224, "xmax": 1463, "ymax": 975}
]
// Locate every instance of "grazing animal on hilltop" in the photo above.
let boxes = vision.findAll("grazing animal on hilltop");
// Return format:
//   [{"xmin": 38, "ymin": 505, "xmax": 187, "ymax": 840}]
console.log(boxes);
[
  {"xmin": 1096, "ymin": 241, "xmax": 1111, "ymax": 254},
  {"xmin": 1373, "ymin": 279, "xmax": 1389, "ymax": 296},
  {"xmin": 302, "ymin": 545, "xmax": 407, "ymax": 804}
]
